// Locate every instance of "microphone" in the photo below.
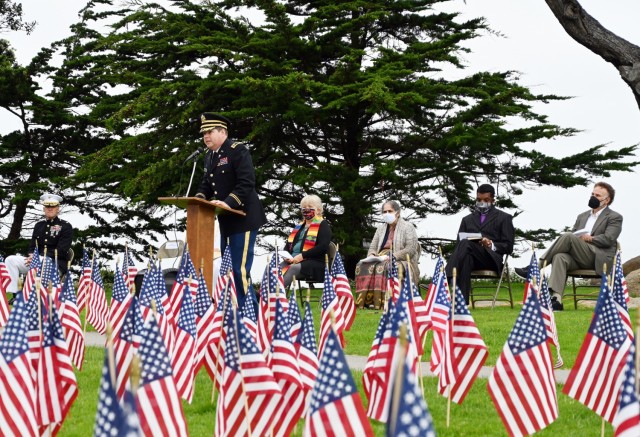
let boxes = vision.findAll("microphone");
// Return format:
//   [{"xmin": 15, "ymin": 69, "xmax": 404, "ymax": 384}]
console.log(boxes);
[{"xmin": 183, "ymin": 148, "xmax": 203, "ymax": 164}]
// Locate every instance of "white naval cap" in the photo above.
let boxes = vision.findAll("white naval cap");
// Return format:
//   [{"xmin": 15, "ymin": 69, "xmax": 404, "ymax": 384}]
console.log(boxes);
[{"xmin": 40, "ymin": 193, "xmax": 63, "ymax": 207}]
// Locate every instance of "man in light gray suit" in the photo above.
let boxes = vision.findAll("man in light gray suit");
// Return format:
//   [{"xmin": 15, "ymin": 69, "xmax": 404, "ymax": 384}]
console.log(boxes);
[{"xmin": 516, "ymin": 181, "xmax": 622, "ymax": 311}]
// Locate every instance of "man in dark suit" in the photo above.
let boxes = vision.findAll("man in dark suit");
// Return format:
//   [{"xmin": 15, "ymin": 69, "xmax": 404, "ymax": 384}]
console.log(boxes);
[
  {"xmin": 516, "ymin": 181, "xmax": 622, "ymax": 311},
  {"xmin": 5, "ymin": 193, "xmax": 74, "ymax": 303},
  {"xmin": 445, "ymin": 184, "xmax": 515, "ymax": 304},
  {"xmin": 194, "ymin": 113, "xmax": 267, "ymax": 308}
]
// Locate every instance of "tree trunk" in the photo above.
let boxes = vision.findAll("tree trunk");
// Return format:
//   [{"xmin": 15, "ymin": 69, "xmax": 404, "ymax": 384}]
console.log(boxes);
[
  {"xmin": 6, "ymin": 198, "xmax": 29, "ymax": 241},
  {"xmin": 545, "ymin": 0, "xmax": 640, "ymax": 109}
]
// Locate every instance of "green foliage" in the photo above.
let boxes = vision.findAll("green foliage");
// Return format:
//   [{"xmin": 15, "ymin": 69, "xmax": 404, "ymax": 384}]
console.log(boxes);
[{"xmin": 2, "ymin": 0, "xmax": 637, "ymax": 267}]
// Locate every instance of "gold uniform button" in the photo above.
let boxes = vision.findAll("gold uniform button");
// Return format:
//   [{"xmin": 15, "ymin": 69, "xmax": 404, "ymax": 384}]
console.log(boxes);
[{"xmin": 210, "ymin": 174, "xmax": 213, "ymax": 177}]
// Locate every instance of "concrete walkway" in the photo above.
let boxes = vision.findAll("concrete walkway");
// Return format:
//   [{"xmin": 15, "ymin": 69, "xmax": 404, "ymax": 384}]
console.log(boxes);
[{"xmin": 85, "ymin": 332, "xmax": 571, "ymax": 384}]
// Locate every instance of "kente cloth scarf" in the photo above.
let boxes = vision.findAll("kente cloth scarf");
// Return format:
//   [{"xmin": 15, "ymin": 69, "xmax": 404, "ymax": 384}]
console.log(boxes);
[{"xmin": 287, "ymin": 217, "xmax": 322, "ymax": 252}]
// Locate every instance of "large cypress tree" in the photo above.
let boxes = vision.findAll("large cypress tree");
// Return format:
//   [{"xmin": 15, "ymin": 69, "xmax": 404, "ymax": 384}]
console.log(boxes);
[{"xmin": 15, "ymin": 0, "xmax": 636, "ymax": 270}]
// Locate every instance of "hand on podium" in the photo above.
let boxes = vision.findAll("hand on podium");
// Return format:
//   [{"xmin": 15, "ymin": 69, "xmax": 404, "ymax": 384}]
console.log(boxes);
[{"xmin": 210, "ymin": 199, "xmax": 230, "ymax": 209}]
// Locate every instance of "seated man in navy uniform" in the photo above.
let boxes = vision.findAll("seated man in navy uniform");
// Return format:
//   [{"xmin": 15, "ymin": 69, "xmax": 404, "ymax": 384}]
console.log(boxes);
[
  {"xmin": 5, "ymin": 193, "xmax": 74, "ymax": 302},
  {"xmin": 194, "ymin": 113, "xmax": 267, "ymax": 308}
]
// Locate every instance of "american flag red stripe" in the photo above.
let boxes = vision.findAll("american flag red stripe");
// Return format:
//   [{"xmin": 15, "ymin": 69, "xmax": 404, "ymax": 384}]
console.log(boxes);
[
  {"xmin": 294, "ymin": 301, "xmax": 319, "ymax": 415},
  {"xmin": 305, "ymin": 328, "xmax": 373, "ymax": 436},
  {"xmin": 35, "ymin": 304, "xmax": 78, "ymax": 431},
  {"xmin": 0, "ymin": 293, "xmax": 39, "ymax": 436},
  {"xmin": 429, "ymin": 275, "xmax": 457, "ymax": 389},
  {"xmin": 108, "ymin": 267, "xmax": 132, "ymax": 340},
  {"xmin": 270, "ymin": 298, "xmax": 304, "ymax": 436},
  {"xmin": 438, "ymin": 287, "xmax": 487, "ymax": 403},
  {"xmin": 537, "ymin": 275, "xmax": 563, "ymax": 367},
  {"xmin": 612, "ymin": 344, "xmax": 640, "ymax": 437},
  {"xmin": 194, "ymin": 271, "xmax": 215, "ymax": 374},
  {"xmin": 87, "ymin": 262, "xmax": 108, "ymax": 335},
  {"xmin": 563, "ymin": 276, "xmax": 632, "ymax": 423},
  {"xmin": 136, "ymin": 314, "xmax": 188, "ymax": 437},
  {"xmin": 58, "ymin": 272, "xmax": 85, "ymax": 370},
  {"xmin": 76, "ymin": 249, "xmax": 92, "ymax": 312},
  {"xmin": 488, "ymin": 289, "xmax": 558, "ymax": 436},
  {"xmin": 123, "ymin": 248, "xmax": 138, "ymax": 291},
  {"xmin": 331, "ymin": 252, "xmax": 355, "ymax": 330},
  {"xmin": 423, "ymin": 256, "xmax": 444, "ymax": 331},
  {"xmin": 171, "ymin": 286, "xmax": 197, "ymax": 403},
  {"xmin": 318, "ymin": 266, "xmax": 345, "ymax": 358},
  {"xmin": 215, "ymin": 307, "xmax": 281, "ymax": 437}
]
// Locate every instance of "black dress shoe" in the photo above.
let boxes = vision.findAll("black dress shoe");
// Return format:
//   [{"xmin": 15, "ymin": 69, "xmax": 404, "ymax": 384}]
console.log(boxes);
[
  {"xmin": 550, "ymin": 296, "xmax": 564, "ymax": 312},
  {"xmin": 514, "ymin": 266, "xmax": 529, "ymax": 279},
  {"xmin": 7, "ymin": 295, "xmax": 16, "ymax": 306}
]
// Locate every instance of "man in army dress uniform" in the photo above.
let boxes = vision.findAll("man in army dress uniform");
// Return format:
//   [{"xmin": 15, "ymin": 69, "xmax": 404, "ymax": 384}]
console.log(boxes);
[
  {"xmin": 194, "ymin": 113, "xmax": 267, "ymax": 308},
  {"xmin": 5, "ymin": 193, "xmax": 74, "ymax": 301}
]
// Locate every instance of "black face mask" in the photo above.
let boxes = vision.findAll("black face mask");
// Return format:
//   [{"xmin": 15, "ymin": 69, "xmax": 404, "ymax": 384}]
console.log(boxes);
[{"xmin": 588, "ymin": 196, "xmax": 601, "ymax": 209}]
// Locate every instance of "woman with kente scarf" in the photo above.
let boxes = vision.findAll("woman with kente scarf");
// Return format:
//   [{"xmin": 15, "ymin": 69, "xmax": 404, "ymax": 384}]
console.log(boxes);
[
  {"xmin": 355, "ymin": 200, "xmax": 420, "ymax": 309},
  {"xmin": 281, "ymin": 194, "xmax": 332, "ymax": 287}
]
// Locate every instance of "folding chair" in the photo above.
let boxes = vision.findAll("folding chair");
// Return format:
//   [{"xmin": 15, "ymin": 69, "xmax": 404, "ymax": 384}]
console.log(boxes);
[
  {"xmin": 565, "ymin": 269, "xmax": 601, "ymax": 309},
  {"xmin": 296, "ymin": 242, "xmax": 338, "ymax": 305},
  {"xmin": 469, "ymin": 255, "xmax": 513, "ymax": 309}
]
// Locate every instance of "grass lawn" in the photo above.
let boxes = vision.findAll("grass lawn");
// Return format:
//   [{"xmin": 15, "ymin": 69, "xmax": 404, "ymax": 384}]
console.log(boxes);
[{"xmin": 57, "ymin": 281, "xmax": 635, "ymax": 436}]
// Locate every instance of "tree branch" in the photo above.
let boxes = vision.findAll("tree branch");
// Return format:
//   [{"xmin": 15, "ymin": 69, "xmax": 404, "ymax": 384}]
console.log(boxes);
[{"xmin": 545, "ymin": 0, "xmax": 640, "ymax": 108}]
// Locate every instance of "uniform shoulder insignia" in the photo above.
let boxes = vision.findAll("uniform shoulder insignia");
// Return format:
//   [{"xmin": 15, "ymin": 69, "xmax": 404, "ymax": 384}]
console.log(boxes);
[
  {"xmin": 231, "ymin": 142, "xmax": 239, "ymax": 149},
  {"xmin": 231, "ymin": 141, "xmax": 249, "ymax": 150}
]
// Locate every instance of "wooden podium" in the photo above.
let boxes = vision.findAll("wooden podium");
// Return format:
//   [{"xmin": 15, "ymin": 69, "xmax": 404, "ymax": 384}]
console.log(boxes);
[{"xmin": 158, "ymin": 197, "xmax": 246, "ymax": 291}]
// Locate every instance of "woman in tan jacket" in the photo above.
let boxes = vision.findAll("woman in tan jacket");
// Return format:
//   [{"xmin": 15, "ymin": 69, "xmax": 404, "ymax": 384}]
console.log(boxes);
[{"xmin": 355, "ymin": 200, "xmax": 420, "ymax": 309}]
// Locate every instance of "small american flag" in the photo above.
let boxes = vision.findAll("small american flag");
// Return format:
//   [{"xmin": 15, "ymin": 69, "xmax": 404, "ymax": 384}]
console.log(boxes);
[
  {"xmin": 386, "ymin": 340, "xmax": 436, "ymax": 437},
  {"xmin": 93, "ymin": 350, "xmax": 140, "ymax": 437},
  {"xmin": 367, "ymin": 280, "xmax": 418, "ymax": 423},
  {"xmin": 408, "ymin": 279, "xmax": 429, "ymax": 355},
  {"xmin": 488, "ymin": 288, "xmax": 558, "ymax": 436},
  {"xmin": 136, "ymin": 314, "xmax": 188, "ymax": 436},
  {"xmin": 331, "ymin": 252, "xmax": 355, "ymax": 330},
  {"xmin": 563, "ymin": 274, "xmax": 633, "ymax": 423},
  {"xmin": 0, "ymin": 292, "xmax": 38, "ymax": 435},
  {"xmin": 122, "ymin": 247, "xmax": 138, "ymax": 291},
  {"xmin": 270, "ymin": 296, "xmax": 304, "ymax": 437},
  {"xmin": 22, "ymin": 246, "xmax": 41, "ymax": 300},
  {"xmin": 363, "ymin": 300, "xmax": 391, "ymax": 407},
  {"xmin": 171, "ymin": 283, "xmax": 197, "ymax": 403},
  {"xmin": 318, "ymin": 265, "xmax": 345, "ymax": 359},
  {"xmin": 538, "ymin": 274, "xmax": 563, "ymax": 368},
  {"xmin": 257, "ymin": 254, "xmax": 287, "ymax": 356},
  {"xmin": 287, "ymin": 287, "xmax": 302, "ymax": 341},
  {"xmin": 241, "ymin": 289, "xmax": 259, "ymax": 343},
  {"xmin": 108, "ymin": 266, "xmax": 132, "ymax": 339},
  {"xmin": 36, "ymin": 302, "xmax": 78, "ymax": 433},
  {"xmin": 194, "ymin": 270, "xmax": 215, "ymax": 374},
  {"xmin": 87, "ymin": 260, "xmax": 108, "ymax": 335},
  {"xmin": 58, "ymin": 271, "xmax": 85, "ymax": 370},
  {"xmin": 304, "ymin": 327, "xmax": 373, "ymax": 436},
  {"xmin": 522, "ymin": 251, "xmax": 541, "ymax": 303},
  {"xmin": 0, "ymin": 256, "xmax": 12, "ymax": 326},
  {"xmin": 214, "ymin": 247, "xmax": 236, "ymax": 304},
  {"xmin": 138, "ymin": 264, "xmax": 175, "ymax": 356},
  {"xmin": 438, "ymin": 286, "xmax": 488, "ymax": 404},
  {"xmin": 294, "ymin": 300, "xmax": 318, "ymax": 416},
  {"xmin": 612, "ymin": 343, "xmax": 640, "ymax": 437},
  {"xmin": 612, "ymin": 251, "xmax": 633, "ymax": 338},
  {"xmin": 169, "ymin": 250, "xmax": 198, "ymax": 320},
  {"xmin": 429, "ymin": 271, "xmax": 457, "ymax": 388},
  {"xmin": 113, "ymin": 297, "xmax": 145, "ymax": 400},
  {"xmin": 203, "ymin": 286, "xmax": 227, "ymax": 385},
  {"xmin": 423, "ymin": 256, "xmax": 445, "ymax": 331},
  {"xmin": 386, "ymin": 251, "xmax": 400, "ymax": 302},
  {"xmin": 76, "ymin": 248, "xmax": 92, "ymax": 312},
  {"xmin": 215, "ymin": 306, "xmax": 281, "ymax": 437},
  {"xmin": 40, "ymin": 256, "xmax": 61, "ymax": 304}
]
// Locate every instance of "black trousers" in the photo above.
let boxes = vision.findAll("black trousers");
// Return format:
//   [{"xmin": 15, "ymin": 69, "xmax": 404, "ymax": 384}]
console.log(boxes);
[{"xmin": 445, "ymin": 239, "xmax": 499, "ymax": 304}]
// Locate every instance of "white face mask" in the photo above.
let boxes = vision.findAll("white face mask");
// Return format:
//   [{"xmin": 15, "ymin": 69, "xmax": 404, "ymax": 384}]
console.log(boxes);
[{"xmin": 382, "ymin": 212, "xmax": 397, "ymax": 224}]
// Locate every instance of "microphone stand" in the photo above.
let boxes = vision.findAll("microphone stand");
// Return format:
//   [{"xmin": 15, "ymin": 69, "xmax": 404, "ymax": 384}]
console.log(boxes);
[{"xmin": 185, "ymin": 158, "xmax": 199, "ymax": 197}]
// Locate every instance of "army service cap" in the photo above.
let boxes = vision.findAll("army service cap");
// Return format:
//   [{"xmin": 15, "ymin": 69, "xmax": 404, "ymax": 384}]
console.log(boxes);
[{"xmin": 200, "ymin": 113, "xmax": 231, "ymax": 133}]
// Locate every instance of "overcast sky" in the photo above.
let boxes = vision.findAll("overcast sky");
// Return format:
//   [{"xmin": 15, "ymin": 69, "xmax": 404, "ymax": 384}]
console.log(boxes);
[{"xmin": 2, "ymin": 0, "xmax": 639, "ymax": 276}]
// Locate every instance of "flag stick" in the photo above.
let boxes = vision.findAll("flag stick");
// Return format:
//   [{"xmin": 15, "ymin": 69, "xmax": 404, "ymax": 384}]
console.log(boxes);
[
  {"xmin": 36, "ymin": 277, "xmax": 43, "ymax": 341},
  {"xmin": 106, "ymin": 322, "xmax": 117, "ymax": 387},
  {"xmin": 635, "ymin": 304, "xmax": 639, "ymax": 393},
  {"xmin": 83, "ymin": 250, "xmax": 96, "ymax": 334},
  {"xmin": 211, "ymin": 271, "xmax": 232, "ymax": 404},
  {"xmin": 447, "ymin": 268, "xmax": 457, "ymax": 428},
  {"xmin": 230, "ymin": 292, "xmax": 254, "ymax": 437},
  {"xmin": 406, "ymin": 254, "xmax": 425, "ymax": 395},
  {"xmin": 389, "ymin": 324, "xmax": 408, "ymax": 434},
  {"xmin": 130, "ymin": 354, "xmax": 141, "ymax": 396}
]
